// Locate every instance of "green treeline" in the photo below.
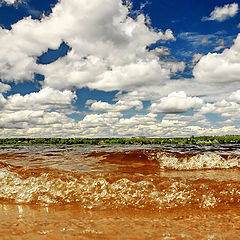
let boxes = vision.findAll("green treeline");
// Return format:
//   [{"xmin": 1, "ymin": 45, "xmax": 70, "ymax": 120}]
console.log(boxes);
[{"xmin": 0, "ymin": 135, "xmax": 240, "ymax": 145}]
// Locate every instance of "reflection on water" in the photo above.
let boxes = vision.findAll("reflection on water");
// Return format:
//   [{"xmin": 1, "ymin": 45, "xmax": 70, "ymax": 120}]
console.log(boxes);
[{"xmin": 0, "ymin": 144, "xmax": 239, "ymax": 239}]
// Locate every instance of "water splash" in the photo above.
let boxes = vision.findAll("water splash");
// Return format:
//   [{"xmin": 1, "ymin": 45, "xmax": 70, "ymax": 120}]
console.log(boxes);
[{"xmin": 0, "ymin": 161, "xmax": 240, "ymax": 209}]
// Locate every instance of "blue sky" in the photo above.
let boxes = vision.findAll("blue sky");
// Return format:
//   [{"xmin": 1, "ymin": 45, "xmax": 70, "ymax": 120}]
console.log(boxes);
[{"xmin": 0, "ymin": 0, "xmax": 239, "ymax": 138}]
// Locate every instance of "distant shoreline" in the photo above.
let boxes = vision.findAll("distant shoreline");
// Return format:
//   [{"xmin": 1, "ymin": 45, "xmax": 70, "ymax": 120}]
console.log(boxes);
[{"xmin": 0, "ymin": 135, "xmax": 239, "ymax": 145}]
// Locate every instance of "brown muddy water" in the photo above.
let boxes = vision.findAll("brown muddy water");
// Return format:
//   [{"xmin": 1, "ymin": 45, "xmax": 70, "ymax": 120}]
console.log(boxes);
[{"xmin": 0, "ymin": 144, "xmax": 240, "ymax": 239}]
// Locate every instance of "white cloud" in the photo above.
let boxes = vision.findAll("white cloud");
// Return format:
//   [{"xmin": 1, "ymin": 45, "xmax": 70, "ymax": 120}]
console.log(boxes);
[
  {"xmin": 117, "ymin": 113, "xmax": 158, "ymax": 136},
  {"xmin": 189, "ymin": 53, "xmax": 204, "ymax": 68},
  {"xmin": 0, "ymin": 0, "xmax": 24, "ymax": 5},
  {"xmin": 202, "ymin": 3, "xmax": 238, "ymax": 22},
  {"xmin": 0, "ymin": 82, "xmax": 11, "ymax": 93},
  {"xmin": 0, "ymin": 104, "xmax": 239, "ymax": 138},
  {"xmin": 78, "ymin": 112, "xmax": 123, "ymax": 137},
  {"xmin": 214, "ymin": 39, "xmax": 225, "ymax": 52},
  {"xmin": 89, "ymin": 99, "xmax": 143, "ymax": 112},
  {"xmin": 193, "ymin": 33, "xmax": 240, "ymax": 83},
  {"xmin": 149, "ymin": 91, "xmax": 203, "ymax": 114},
  {"xmin": 0, "ymin": 17, "xmax": 62, "ymax": 82},
  {"xmin": 140, "ymin": 1, "xmax": 151, "ymax": 10},
  {"xmin": 0, "ymin": 86, "xmax": 78, "ymax": 134},
  {"xmin": 0, "ymin": 0, "xmax": 176, "ymax": 94},
  {"xmin": 0, "ymin": 93, "xmax": 7, "ymax": 109},
  {"xmin": 0, "ymin": 110, "xmax": 74, "ymax": 130},
  {"xmin": 150, "ymin": 46, "xmax": 170, "ymax": 56},
  {"xmin": 178, "ymin": 32, "xmax": 216, "ymax": 47},
  {"xmin": 0, "ymin": 86, "xmax": 78, "ymax": 135},
  {"xmin": 199, "ymin": 95, "xmax": 240, "ymax": 122},
  {"xmin": 228, "ymin": 90, "xmax": 240, "ymax": 102},
  {"xmin": 187, "ymin": 125, "xmax": 239, "ymax": 136},
  {"xmin": 3, "ymin": 87, "xmax": 76, "ymax": 111},
  {"xmin": 0, "ymin": 0, "xmax": 239, "ymax": 138}
]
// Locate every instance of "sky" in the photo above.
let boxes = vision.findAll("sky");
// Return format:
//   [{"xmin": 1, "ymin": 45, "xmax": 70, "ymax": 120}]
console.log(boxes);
[{"xmin": 0, "ymin": 0, "xmax": 239, "ymax": 138}]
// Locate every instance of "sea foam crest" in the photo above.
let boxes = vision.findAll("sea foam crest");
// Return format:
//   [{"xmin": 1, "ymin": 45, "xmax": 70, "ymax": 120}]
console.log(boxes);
[{"xmin": 153, "ymin": 152, "xmax": 240, "ymax": 170}]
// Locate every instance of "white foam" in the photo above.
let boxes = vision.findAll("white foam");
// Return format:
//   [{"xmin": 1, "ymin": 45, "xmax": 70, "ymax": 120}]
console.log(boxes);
[{"xmin": 158, "ymin": 153, "xmax": 240, "ymax": 170}]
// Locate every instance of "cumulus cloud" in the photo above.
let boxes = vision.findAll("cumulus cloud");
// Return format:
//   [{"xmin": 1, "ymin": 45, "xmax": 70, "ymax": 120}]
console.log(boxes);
[
  {"xmin": 0, "ymin": 110, "xmax": 74, "ymax": 130},
  {"xmin": 228, "ymin": 90, "xmax": 240, "ymax": 102},
  {"xmin": 1, "ymin": 87, "xmax": 76, "ymax": 111},
  {"xmin": 77, "ymin": 112, "xmax": 123, "ymax": 137},
  {"xmin": 0, "ymin": 0, "xmax": 176, "ymax": 94},
  {"xmin": 0, "ymin": 86, "xmax": 77, "ymax": 136},
  {"xmin": 199, "ymin": 92, "xmax": 240, "ymax": 122},
  {"xmin": 150, "ymin": 46, "xmax": 170, "ymax": 56},
  {"xmin": 0, "ymin": 16, "xmax": 62, "ymax": 82},
  {"xmin": 0, "ymin": 103, "xmax": 239, "ymax": 138},
  {"xmin": 0, "ymin": 82, "xmax": 11, "ymax": 93},
  {"xmin": 187, "ymin": 125, "xmax": 239, "ymax": 136},
  {"xmin": 89, "ymin": 99, "xmax": 143, "ymax": 112},
  {"xmin": 149, "ymin": 91, "xmax": 203, "ymax": 114},
  {"xmin": 0, "ymin": 0, "xmax": 24, "ymax": 5},
  {"xmin": 0, "ymin": 93, "xmax": 7, "ymax": 109},
  {"xmin": 116, "ymin": 113, "xmax": 158, "ymax": 136},
  {"xmin": 202, "ymin": 3, "xmax": 238, "ymax": 22},
  {"xmin": 0, "ymin": 0, "xmax": 239, "ymax": 138},
  {"xmin": 193, "ymin": 33, "xmax": 240, "ymax": 83}
]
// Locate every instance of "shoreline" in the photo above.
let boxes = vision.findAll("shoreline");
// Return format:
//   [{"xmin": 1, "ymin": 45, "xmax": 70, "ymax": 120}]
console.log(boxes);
[{"xmin": 0, "ymin": 135, "xmax": 240, "ymax": 145}]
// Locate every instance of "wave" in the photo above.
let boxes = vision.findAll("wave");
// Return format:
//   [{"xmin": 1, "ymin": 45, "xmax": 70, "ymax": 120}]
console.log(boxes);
[
  {"xmin": 150, "ymin": 150, "xmax": 240, "ymax": 170},
  {"xmin": 0, "ymin": 161, "xmax": 240, "ymax": 209},
  {"xmin": 86, "ymin": 149, "xmax": 240, "ymax": 170}
]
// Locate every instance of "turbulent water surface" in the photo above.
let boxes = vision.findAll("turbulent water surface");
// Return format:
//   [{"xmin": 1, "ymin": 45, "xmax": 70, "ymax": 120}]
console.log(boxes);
[{"xmin": 0, "ymin": 144, "xmax": 240, "ymax": 239}]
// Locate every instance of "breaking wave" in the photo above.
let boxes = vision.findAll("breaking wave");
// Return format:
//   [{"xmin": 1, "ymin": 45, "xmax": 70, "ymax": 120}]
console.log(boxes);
[
  {"xmin": 0, "ymin": 156, "xmax": 240, "ymax": 209},
  {"xmin": 88, "ymin": 149, "xmax": 240, "ymax": 170},
  {"xmin": 148, "ymin": 150, "xmax": 240, "ymax": 170}
]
